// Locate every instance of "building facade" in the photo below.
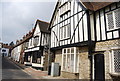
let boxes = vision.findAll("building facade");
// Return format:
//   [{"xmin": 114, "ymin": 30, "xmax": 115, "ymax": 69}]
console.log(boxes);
[
  {"xmin": 0, "ymin": 43, "xmax": 11, "ymax": 57},
  {"xmin": 11, "ymin": 31, "xmax": 33, "ymax": 63},
  {"xmin": 24, "ymin": 20, "xmax": 50, "ymax": 71},
  {"xmin": 49, "ymin": 0, "xmax": 120, "ymax": 80}
]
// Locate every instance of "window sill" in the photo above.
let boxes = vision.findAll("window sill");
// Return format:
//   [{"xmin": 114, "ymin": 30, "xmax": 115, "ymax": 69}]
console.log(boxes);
[
  {"xmin": 109, "ymin": 72, "xmax": 120, "ymax": 77},
  {"xmin": 61, "ymin": 70, "xmax": 79, "ymax": 74},
  {"xmin": 60, "ymin": 10, "xmax": 71, "ymax": 17},
  {"xmin": 60, "ymin": 37, "xmax": 70, "ymax": 41},
  {"xmin": 107, "ymin": 28, "xmax": 120, "ymax": 32}
]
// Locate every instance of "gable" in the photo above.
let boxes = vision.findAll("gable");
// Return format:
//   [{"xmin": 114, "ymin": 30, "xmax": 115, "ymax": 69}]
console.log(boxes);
[
  {"xmin": 50, "ymin": 0, "xmax": 90, "ymax": 48},
  {"xmin": 49, "ymin": 0, "xmax": 86, "ymax": 28},
  {"xmin": 34, "ymin": 23, "xmax": 40, "ymax": 36}
]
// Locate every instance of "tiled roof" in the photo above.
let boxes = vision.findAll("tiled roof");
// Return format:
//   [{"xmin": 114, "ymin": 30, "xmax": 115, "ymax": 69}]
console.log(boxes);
[
  {"xmin": 36, "ymin": 19, "xmax": 50, "ymax": 33},
  {"xmin": 81, "ymin": 0, "xmax": 118, "ymax": 11}
]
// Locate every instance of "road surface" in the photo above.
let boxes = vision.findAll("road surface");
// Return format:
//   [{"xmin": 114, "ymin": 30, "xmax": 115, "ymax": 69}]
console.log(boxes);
[{"xmin": 2, "ymin": 57, "xmax": 34, "ymax": 80}]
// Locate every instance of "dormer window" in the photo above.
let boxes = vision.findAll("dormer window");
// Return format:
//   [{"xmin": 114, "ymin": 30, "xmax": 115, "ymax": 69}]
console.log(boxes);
[
  {"xmin": 33, "ymin": 36, "xmax": 39, "ymax": 46},
  {"xmin": 106, "ymin": 8, "xmax": 120, "ymax": 31}
]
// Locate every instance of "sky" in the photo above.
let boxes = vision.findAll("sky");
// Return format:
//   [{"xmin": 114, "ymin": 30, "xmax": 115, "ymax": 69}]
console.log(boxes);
[{"xmin": 0, "ymin": 0, "xmax": 56, "ymax": 44}]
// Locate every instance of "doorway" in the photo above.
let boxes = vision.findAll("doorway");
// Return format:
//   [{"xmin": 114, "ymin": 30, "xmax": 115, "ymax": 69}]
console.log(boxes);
[{"xmin": 94, "ymin": 54, "xmax": 105, "ymax": 81}]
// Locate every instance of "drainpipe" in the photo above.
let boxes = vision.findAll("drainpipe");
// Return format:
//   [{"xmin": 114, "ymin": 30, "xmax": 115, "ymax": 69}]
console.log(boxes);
[
  {"xmin": 86, "ymin": 10, "xmax": 93, "ymax": 81},
  {"xmin": 48, "ymin": 31, "xmax": 51, "ymax": 75}
]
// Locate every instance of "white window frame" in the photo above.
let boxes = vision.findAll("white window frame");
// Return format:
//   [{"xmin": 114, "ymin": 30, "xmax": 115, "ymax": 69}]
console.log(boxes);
[
  {"xmin": 62, "ymin": 47, "xmax": 79, "ymax": 73},
  {"xmin": 106, "ymin": 8, "xmax": 120, "ymax": 31},
  {"xmin": 60, "ymin": 24, "xmax": 70, "ymax": 40},
  {"xmin": 109, "ymin": 48, "xmax": 120, "ymax": 75},
  {"xmin": 60, "ymin": 1, "xmax": 71, "ymax": 16},
  {"xmin": 33, "ymin": 36, "xmax": 39, "ymax": 46}
]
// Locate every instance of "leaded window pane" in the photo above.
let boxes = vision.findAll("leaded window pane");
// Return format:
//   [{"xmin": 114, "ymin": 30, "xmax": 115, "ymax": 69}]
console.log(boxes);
[
  {"xmin": 114, "ymin": 9, "xmax": 120, "ymax": 28},
  {"xmin": 107, "ymin": 12, "xmax": 114, "ymax": 30},
  {"xmin": 113, "ymin": 50, "xmax": 120, "ymax": 73}
]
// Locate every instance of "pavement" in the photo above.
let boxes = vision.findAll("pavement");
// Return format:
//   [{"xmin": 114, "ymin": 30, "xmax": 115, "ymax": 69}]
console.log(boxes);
[{"xmin": 3, "ymin": 57, "xmax": 64, "ymax": 79}]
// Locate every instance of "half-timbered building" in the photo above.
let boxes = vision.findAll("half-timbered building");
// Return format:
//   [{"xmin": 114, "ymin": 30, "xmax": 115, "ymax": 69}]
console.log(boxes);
[
  {"xmin": 11, "ymin": 30, "xmax": 33, "ymax": 63},
  {"xmin": 24, "ymin": 20, "xmax": 50, "ymax": 71},
  {"xmin": 49, "ymin": 0, "xmax": 120, "ymax": 80}
]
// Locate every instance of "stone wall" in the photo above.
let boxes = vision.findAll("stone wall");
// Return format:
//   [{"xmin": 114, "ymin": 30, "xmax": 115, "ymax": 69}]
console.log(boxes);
[
  {"xmin": 61, "ymin": 71, "xmax": 79, "ymax": 79},
  {"xmin": 79, "ymin": 47, "xmax": 90, "ymax": 79},
  {"xmin": 94, "ymin": 39, "xmax": 120, "ymax": 80},
  {"xmin": 55, "ymin": 50, "xmax": 62, "ymax": 66}
]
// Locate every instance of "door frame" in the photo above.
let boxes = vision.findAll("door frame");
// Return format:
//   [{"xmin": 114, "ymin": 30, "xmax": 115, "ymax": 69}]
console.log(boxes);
[{"xmin": 92, "ymin": 52, "xmax": 105, "ymax": 81}]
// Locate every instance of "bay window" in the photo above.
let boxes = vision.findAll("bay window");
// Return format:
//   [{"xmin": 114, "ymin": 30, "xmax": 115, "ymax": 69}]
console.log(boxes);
[{"xmin": 62, "ymin": 47, "xmax": 79, "ymax": 73}]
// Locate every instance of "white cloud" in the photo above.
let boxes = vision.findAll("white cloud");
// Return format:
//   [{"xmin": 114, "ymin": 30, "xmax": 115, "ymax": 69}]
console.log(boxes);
[
  {"xmin": 1, "ymin": 0, "xmax": 58, "ymax": 2},
  {"xmin": 1, "ymin": 1, "xmax": 56, "ymax": 44}
]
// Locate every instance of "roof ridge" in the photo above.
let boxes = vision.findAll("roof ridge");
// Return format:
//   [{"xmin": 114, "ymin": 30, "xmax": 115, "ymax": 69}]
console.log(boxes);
[{"xmin": 37, "ymin": 19, "xmax": 49, "ymax": 24}]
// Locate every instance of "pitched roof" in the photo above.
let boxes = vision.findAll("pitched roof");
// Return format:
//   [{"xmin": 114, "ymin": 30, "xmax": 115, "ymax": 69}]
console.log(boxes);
[
  {"xmin": 81, "ymin": 0, "xmax": 120, "ymax": 11},
  {"xmin": 81, "ymin": 2, "xmax": 114, "ymax": 11},
  {"xmin": 36, "ymin": 19, "xmax": 50, "ymax": 33},
  {"xmin": 13, "ymin": 28, "xmax": 34, "ymax": 49},
  {"xmin": 1, "ymin": 43, "xmax": 12, "ymax": 49},
  {"xmin": 48, "ymin": 0, "xmax": 118, "ymax": 29}
]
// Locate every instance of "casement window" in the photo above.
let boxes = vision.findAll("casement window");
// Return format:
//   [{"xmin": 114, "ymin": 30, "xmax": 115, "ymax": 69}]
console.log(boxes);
[
  {"xmin": 25, "ymin": 41, "xmax": 29, "ymax": 49},
  {"xmin": 33, "ymin": 36, "xmax": 39, "ymax": 46},
  {"xmin": 106, "ymin": 8, "xmax": 120, "ymax": 31},
  {"xmin": 30, "ymin": 39, "xmax": 33, "ymax": 46},
  {"xmin": 62, "ymin": 47, "xmax": 79, "ymax": 73},
  {"xmin": 2, "ymin": 49, "xmax": 6, "ymax": 52},
  {"xmin": 60, "ymin": 1, "xmax": 70, "ymax": 15},
  {"xmin": 109, "ymin": 49, "xmax": 120, "ymax": 74},
  {"xmin": 60, "ymin": 24, "xmax": 70, "ymax": 40},
  {"xmin": 59, "ymin": 1, "xmax": 71, "ymax": 40},
  {"xmin": 60, "ymin": 11, "xmax": 70, "ymax": 40}
]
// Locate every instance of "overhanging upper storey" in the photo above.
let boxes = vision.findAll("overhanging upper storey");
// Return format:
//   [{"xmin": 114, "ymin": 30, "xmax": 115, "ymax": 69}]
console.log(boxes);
[{"xmin": 49, "ymin": 0, "xmax": 90, "ymax": 48}]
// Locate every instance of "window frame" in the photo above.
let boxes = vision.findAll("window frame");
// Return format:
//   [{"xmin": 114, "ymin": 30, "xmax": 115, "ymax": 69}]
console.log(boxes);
[
  {"xmin": 109, "ymin": 48, "xmax": 120, "ymax": 75},
  {"xmin": 33, "ymin": 36, "xmax": 39, "ymax": 46},
  {"xmin": 106, "ymin": 8, "xmax": 120, "ymax": 31},
  {"xmin": 60, "ymin": 23, "xmax": 70, "ymax": 40},
  {"xmin": 62, "ymin": 47, "xmax": 79, "ymax": 73}
]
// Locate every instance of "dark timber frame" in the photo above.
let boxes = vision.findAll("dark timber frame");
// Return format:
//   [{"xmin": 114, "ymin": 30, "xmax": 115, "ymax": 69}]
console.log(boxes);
[{"xmin": 93, "ymin": 2, "xmax": 120, "ymax": 42}]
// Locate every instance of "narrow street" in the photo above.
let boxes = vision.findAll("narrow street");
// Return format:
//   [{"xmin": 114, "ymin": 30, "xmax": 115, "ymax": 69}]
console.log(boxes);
[
  {"xmin": 2, "ymin": 57, "xmax": 63, "ymax": 81},
  {"xmin": 2, "ymin": 57, "xmax": 34, "ymax": 79},
  {"xmin": 2, "ymin": 57, "xmax": 64, "ymax": 81}
]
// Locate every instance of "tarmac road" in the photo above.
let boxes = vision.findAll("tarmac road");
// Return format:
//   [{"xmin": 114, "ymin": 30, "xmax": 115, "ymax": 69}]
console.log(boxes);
[{"xmin": 2, "ymin": 57, "xmax": 34, "ymax": 80}]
